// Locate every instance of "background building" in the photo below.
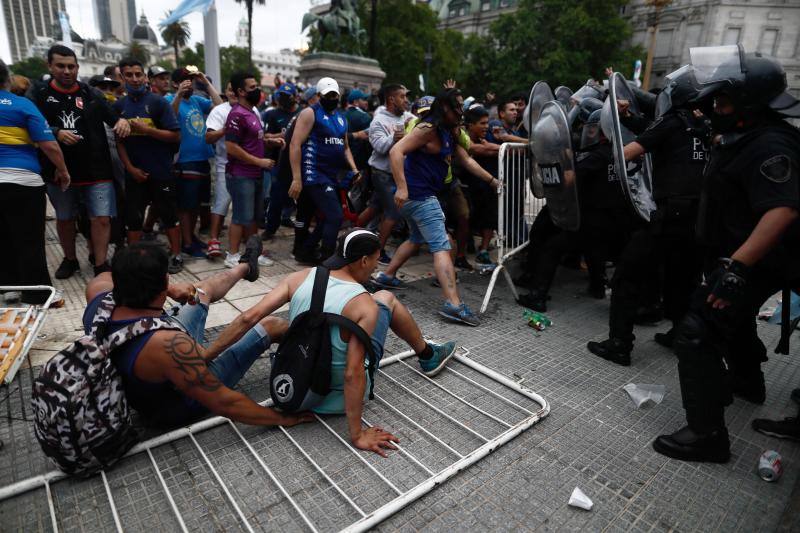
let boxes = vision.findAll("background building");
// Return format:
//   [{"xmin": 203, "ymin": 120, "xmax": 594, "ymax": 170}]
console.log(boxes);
[
  {"xmin": 236, "ymin": 18, "xmax": 301, "ymax": 85},
  {"xmin": 426, "ymin": 0, "xmax": 518, "ymax": 36},
  {"xmin": 2, "ymin": 0, "xmax": 66, "ymax": 63},
  {"xmin": 94, "ymin": 0, "xmax": 137, "ymax": 42}
]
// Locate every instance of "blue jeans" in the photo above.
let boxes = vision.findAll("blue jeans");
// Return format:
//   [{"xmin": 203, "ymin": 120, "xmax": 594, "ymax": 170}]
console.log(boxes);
[
  {"xmin": 47, "ymin": 182, "xmax": 117, "ymax": 220},
  {"xmin": 266, "ymin": 171, "xmax": 292, "ymax": 234},
  {"xmin": 169, "ymin": 300, "xmax": 270, "ymax": 390},
  {"xmin": 401, "ymin": 196, "xmax": 451, "ymax": 253},
  {"xmin": 226, "ymin": 174, "xmax": 263, "ymax": 225}
]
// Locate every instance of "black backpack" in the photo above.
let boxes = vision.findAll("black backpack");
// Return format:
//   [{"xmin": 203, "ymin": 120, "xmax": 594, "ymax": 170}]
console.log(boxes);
[{"xmin": 270, "ymin": 267, "xmax": 376, "ymax": 412}]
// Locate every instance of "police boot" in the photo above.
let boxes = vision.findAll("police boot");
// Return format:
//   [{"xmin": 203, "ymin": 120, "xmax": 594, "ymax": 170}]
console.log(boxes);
[
  {"xmin": 654, "ymin": 328, "xmax": 676, "ymax": 349},
  {"xmin": 517, "ymin": 290, "xmax": 548, "ymax": 312},
  {"xmin": 732, "ymin": 370, "xmax": 766, "ymax": 404},
  {"xmin": 587, "ymin": 338, "xmax": 632, "ymax": 366},
  {"xmin": 652, "ymin": 425, "xmax": 730, "ymax": 463}
]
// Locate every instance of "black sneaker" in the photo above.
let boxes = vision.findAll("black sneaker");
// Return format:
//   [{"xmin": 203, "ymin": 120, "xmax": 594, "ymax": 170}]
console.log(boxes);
[
  {"xmin": 587, "ymin": 338, "xmax": 632, "ymax": 366},
  {"xmin": 454, "ymin": 256, "xmax": 474, "ymax": 271},
  {"xmin": 652, "ymin": 426, "xmax": 730, "ymax": 463},
  {"xmin": 294, "ymin": 247, "xmax": 321, "ymax": 265},
  {"xmin": 168, "ymin": 254, "xmax": 184, "ymax": 274},
  {"xmin": 654, "ymin": 328, "xmax": 675, "ymax": 349},
  {"xmin": 517, "ymin": 291, "xmax": 547, "ymax": 312},
  {"xmin": 93, "ymin": 262, "xmax": 112, "ymax": 276},
  {"xmin": 752, "ymin": 417, "xmax": 800, "ymax": 441},
  {"xmin": 55, "ymin": 258, "xmax": 80, "ymax": 279},
  {"xmin": 239, "ymin": 235, "xmax": 263, "ymax": 282}
]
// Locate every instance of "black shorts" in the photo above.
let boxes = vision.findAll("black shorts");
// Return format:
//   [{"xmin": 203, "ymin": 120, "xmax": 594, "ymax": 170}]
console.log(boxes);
[{"xmin": 124, "ymin": 177, "xmax": 179, "ymax": 232}]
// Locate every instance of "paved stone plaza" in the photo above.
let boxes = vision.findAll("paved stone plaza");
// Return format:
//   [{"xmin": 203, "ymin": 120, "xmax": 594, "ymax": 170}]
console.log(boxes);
[{"xmin": 1, "ymin": 219, "xmax": 799, "ymax": 532}]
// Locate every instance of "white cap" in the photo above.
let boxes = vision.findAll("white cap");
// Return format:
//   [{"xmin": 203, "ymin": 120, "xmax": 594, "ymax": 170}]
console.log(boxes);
[{"xmin": 317, "ymin": 77, "xmax": 340, "ymax": 96}]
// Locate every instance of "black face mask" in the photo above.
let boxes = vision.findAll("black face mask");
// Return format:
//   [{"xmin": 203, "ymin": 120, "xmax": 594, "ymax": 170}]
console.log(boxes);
[
  {"xmin": 183, "ymin": 88, "xmax": 193, "ymax": 99},
  {"xmin": 321, "ymin": 97, "xmax": 338, "ymax": 113},
  {"xmin": 710, "ymin": 111, "xmax": 739, "ymax": 133},
  {"xmin": 245, "ymin": 87, "xmax": 261, "ymax": 106}
]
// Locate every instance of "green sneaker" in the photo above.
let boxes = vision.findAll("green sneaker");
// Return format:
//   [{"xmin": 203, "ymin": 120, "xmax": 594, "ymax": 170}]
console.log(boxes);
[
  {"xmin": 419, "ymin": 341, "xmax": 457, "ymax": 377},
  {"xmin": 475, "ymin": 250, "xmax": 492, "ymax": 265}
]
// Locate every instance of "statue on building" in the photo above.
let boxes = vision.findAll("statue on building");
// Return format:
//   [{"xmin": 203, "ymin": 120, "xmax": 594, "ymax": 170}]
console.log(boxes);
[{"xmin": 301, "ymin": 0, "xmax": 365, "ymax": 55}]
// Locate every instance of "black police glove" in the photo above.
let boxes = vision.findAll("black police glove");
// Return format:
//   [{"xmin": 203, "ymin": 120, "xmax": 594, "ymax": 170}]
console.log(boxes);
[{"xmin": 708, "ymin": 258, "xmax": 749, "ymax": 304}]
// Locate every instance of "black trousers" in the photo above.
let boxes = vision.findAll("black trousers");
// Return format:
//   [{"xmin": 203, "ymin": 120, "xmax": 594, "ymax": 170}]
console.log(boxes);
[
  {"xmin": 674, "ymin": 271, "xmax": 780, "ymax": 431},
  {"xmin": 608, "ymin": 207, "xmax": 701, "ymax": 342},
  {"xmin": 0, "ymin": 184, "xmax": 53, "ymax": 303}
]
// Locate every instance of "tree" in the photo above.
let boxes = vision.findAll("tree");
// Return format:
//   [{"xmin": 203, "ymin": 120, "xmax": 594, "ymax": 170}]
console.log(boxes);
[
  {"xmin": 127, "ymin": 41, "xmax": 151, "ymax": 66},
  {"xmin": 160, "ymin": 11, "xmax": 191, "ymax": 68},
  {"xmin": 9, "ymin": 57, "xmax": 48, "ymax": 80},
  {"xmin": 233, "ymin": 0, "xmax": 266, "ymax": 63},
  {"xmin": 462, "ymin": 0, "xmax": 643, "ymax": 97}
]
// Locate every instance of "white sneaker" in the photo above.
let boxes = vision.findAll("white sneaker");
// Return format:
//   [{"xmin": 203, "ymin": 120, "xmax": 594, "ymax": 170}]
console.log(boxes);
[
  {"xmin": 257, "ymin": 254, "xmax": 274, "ymax": 267},
  {"xmin": 224, "ymin": 252, "xmax": 241, "ymax": 269}
]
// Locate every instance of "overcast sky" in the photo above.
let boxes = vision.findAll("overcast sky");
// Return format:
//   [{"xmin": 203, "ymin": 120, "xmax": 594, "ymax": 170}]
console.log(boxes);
[{"xmin": 0, "ymin": 0, "xmax": 312, "ymax": 63}]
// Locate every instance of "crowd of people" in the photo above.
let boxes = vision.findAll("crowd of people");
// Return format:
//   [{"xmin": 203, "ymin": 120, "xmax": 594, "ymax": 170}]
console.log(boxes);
[{"xmin": 2, "ymin": 42, "xmax": 800, "ymax": 465}]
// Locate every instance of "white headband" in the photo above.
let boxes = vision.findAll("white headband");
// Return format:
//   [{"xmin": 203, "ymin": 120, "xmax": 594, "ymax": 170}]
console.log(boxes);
[{"xmin": 342, "ymin": 229, "xmax": 377, "ymax": 258}]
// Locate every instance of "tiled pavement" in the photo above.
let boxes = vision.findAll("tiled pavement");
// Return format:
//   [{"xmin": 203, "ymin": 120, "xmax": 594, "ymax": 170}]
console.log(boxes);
[{"xmin": 1, "ymin": 218, "xmax": 799, "ymax": 532}]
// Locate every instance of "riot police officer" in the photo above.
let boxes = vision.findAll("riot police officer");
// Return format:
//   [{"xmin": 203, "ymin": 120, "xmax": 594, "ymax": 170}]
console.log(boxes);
[
  {"xmin": 588, "ymin": 67, "xmax": 709, "ymax": 365},
  {"xmin": 653, "ymin": 48, "xmax": 800, "ymax": 462}
]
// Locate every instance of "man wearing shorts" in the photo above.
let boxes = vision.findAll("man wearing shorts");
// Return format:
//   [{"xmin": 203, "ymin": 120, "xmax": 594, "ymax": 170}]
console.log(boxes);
[
  {"xmin": 207, "ymin": 228, "xmax": 457, "ymax": 457},
  {"xmin": 165, "ymin": 67, "xmax": 222, "ymax": 257},
  {"xmin": 31, "ymin": 45, "xmax": 130, "ymax": 278},
  {"xmin": 114, "ymin": 57, "xmax": 183, "ymax": 273}
]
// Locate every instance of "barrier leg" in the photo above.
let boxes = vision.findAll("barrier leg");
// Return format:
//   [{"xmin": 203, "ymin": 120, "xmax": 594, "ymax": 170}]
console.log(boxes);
[{"xmin": 480, "ymin": 264, "xmax": 504, "ymax": 314}]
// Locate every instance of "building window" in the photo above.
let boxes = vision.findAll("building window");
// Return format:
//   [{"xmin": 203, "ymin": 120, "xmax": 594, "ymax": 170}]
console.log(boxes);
[
  {"xmin": 723, "ymin": 26, "xmax": 742, "ymax": 45},
  {"xmin": 499, "ymin": 0, "xmax": 510, "ymax": 7},
  {"xmin": 758, "ymin": 28, "xmax": 779, "ymax": 56},
  {"xmin": 655, "ymin": 28, "xmax": 673, "ymax": 57},
  {"xmin": 481, "ymin": 0, "xmax": 491, "ymax": 12}
]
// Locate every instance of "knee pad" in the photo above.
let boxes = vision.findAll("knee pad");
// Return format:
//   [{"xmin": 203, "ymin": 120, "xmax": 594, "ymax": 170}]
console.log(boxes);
[{"xmin": 673, "ymin": 311, "xmax": 707, "ymax": 360}]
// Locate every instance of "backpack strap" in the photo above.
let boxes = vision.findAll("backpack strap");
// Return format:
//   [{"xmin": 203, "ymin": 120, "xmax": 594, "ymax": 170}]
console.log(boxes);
[
  {"xmin": 324, "ymin": 312, "xmax": 378, "ymax": 400},
  {"xmin": 309, "ymin": 267, "xmax": 330, "ymax": 318},
  {"xmin": 102, "ymin": 317, "xmax": 182, "ymax": 353}
]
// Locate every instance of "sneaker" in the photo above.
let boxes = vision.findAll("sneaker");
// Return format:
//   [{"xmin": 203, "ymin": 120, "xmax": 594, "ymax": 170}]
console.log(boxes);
[
  {"xmin": 419, "ymin": 341, "xmax": 457, "ymax": 377},
  {"xmin": 378, "ymin": 250, "xmax": 392, "ymax": 266},
  {"xmin": 454, "ymin": 256, "xmax": 473, "ymax": 271},
  {"xmin": 258, "ymin": 254, "xmax": 275, "ymax": 267},
  {"xmin": 587, "ymin": 338, "xmax": 632, "ymax": 366},
  {"xmin": 224, "ymin": 252, "xmax": 241, "ymax": 269},
  {"xmin": 54, "ymin": 258, "xmax": 80, "ymax": 279},
  {"xmin": 281, "ymin": 217, "xmax": 295, "ymax": 228},
  {"xmin": 206, "ymin": 240, "xmax": 223, "ymax": 259},
  {"xmin": 93, "ymin": 262, "xmax": 112, "ymax": 276},
  {"xmin": 294, "ymin": 247, "xmax": 321, "ymax": 265},
  {"xmin": 192, "ymin": 236, "xmax": 208, "ymax": 249},
  {"xmin": 439, "ymin": 302, "xmax": 481, "ymax": 327},
  {"xmin": 181, "ymin": 241, "xmax": 207, "ymax": 258},
  {"xmin": 3, "ymin": 291, "xmax": 21, "ymax": 304},
  {"xmin": 517, "ymin": 291, "xmax": 547, "ymax": 312},
  {"xmin": 475, "ymin": 250, "xmax": 492, "ymax": 265},
  {"xmin": 752, "ymin": 417, "xmax": 800, "ymax": 441},
  {"xmin": 49, "ymin": 289, "xmax": 65, "ymax": 309},
  {"xmin": 168, "ymin": 254, "xmax": 184, "ymax": 274},
  {"xmin": 374, "ymin": 272, "xmax": 408, "ymax": 290},
  {"xmin": 238, "ymin": 235, "xmax": 263, "ymax": 282}
]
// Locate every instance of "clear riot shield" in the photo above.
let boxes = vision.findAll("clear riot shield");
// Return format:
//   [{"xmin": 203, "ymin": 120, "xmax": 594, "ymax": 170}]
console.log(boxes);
[
  {"xmin": 525, "ymin": 81, "xmax": 555, "ymax": 199},
  {"xmin": 531, "ymin": 101, "xmax": 580, "ymax": 231},
  {"xmin": 600, "ymin": 72, "xmax": 656, "ymax": 222},
  {"xmin": 554, "ymin": 86, "xmax": 574, "ymax": 110}
]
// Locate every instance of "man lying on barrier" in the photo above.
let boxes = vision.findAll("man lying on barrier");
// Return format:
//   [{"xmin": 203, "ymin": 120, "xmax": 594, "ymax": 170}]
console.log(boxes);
[
  {"xmin": 82, "ymin": 237, "xmax": 313, "ymax": 428},
  {"xmin": 214, "ymin": 228, "xmax": 457, "ymax": 456}
]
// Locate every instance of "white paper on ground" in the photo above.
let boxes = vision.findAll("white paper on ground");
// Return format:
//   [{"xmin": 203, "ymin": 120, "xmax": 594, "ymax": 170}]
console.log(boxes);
[
  {"xmin": 623, "ymin": 383, "xmax": 666, "ymax": 408},
  {"xmin": 569, "ymin": 486, "xmax": 593, "ymax": 510}
]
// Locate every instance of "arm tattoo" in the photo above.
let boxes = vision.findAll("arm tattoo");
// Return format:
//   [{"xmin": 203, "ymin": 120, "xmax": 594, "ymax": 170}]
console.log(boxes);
[{"xmin": 163, "ymin": 333, "xmax": 222, "ymax": 392}]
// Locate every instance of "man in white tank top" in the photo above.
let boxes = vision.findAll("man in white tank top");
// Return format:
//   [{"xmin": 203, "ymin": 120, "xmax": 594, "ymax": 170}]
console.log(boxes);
[{"xmin": 214, "ymin": 229, "xmax": 457, "ymax": 457}]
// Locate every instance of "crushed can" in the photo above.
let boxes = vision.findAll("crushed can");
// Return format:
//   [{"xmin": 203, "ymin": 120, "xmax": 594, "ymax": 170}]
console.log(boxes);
[
  {"xmin": 523, "ymin": 309, "xmax": 552, "ymax": 331},
  {"xmin": 757, "ymin": 450, "xmax": 783, "ymax": 482}
]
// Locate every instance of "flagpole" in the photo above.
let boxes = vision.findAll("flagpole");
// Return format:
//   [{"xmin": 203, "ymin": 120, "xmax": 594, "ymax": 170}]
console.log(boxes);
[{"xmin": 203, "ymin": 0, "xmax": 221, "ymax": 91}]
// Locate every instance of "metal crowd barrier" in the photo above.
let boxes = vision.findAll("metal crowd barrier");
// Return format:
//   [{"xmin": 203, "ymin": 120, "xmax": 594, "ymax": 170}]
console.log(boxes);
[
  {"xmin": 0, "ymin": 347, "xmax": 549, "ymax": 532},
  {"xmin": 480, "ymin": 144, "xmax": 545, "ymax": 314}
]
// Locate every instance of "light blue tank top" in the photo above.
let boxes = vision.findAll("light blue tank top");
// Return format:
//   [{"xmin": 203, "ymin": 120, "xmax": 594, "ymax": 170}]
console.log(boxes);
[{"xmin": 288, "ymin": 268, "xmax": 368, "ymax": 413}]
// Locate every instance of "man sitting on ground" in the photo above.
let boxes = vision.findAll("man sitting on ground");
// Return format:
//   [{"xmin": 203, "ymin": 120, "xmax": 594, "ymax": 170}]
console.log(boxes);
[
  {"xmin": 82, "ymin": 237, "xmax": 312, "ymax": 429},
  {"xmin": 211, "ymin": 229, "xmax": 457, "ymax": 457}
]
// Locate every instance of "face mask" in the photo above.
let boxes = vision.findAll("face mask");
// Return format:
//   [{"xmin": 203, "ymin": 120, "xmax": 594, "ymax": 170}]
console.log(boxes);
[
  {"xmin": 321, "ymin": 97, "xmax": 338, "ymax": 113},
  {"xmin": 245, "ymin": 87, "xmax": 261, "ymax": 106},
  {"xmin": 710, "ymin": 111, "xmax": 739, "ymax": 133},
  {"xmin": 183, "ymin": 88, "xmax": 193, "ymax": 99},
  {"xmin": 126, "ymin": 84, "xmax": 146, "ymax": 97}
]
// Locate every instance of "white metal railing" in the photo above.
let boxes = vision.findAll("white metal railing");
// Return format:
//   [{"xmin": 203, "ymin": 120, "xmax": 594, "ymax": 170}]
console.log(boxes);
[
  {"xmin": 0, "ymin": 347, "xmax": 549, "ymax": 532},
  {"xmin": 480, "ymin": 144, "xmax": 545, "ymax": 314}
]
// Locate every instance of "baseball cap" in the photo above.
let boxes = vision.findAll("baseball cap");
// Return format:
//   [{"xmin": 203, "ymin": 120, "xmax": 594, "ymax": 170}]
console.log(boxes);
[
  {"xmin": 317, "ymin": 77, "xmax": 340, "ymax": 96},
  {"xmin": 322, "ymin": 229, "xmax": 381, "ymax": 270},
  {"xmin": 148, "ymin": 66, "xmax": 168, "ymax": 78},
  {"xmin": 347, "ymin": 88, "xmax": 368, "ymax": 103},
  {"xmin": 275, "ymin": 82, "xmax": 297, "ymax": 96},
  {"xmin": 89, "ymin": 74, "xmax": 121, "ymax": 88},
  {"xmin": 412, "ymin": 95, "xmax": 435, "ymax": 115},
  {"xmin": 302, "ymin": 86, "xmax": 318, "ymax": 101}
]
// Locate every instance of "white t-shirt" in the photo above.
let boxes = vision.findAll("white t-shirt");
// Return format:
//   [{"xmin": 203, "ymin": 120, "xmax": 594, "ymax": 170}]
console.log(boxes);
[
  {"xmin": 0, "ymin": 168, "xmax": 44, "ymax": 187},
  {"xmin": 205, "ymin": 102, "xmax": 261, "ymax": 174}
]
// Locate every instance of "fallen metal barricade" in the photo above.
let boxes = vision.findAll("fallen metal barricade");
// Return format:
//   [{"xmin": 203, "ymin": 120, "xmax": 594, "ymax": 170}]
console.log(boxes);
[
  {"xmin": 0, "ymin": 347, "xmax": 549, "ymax": 532},
  {"xmin": 480, "ymin": 144, "xmax": 545, "ymax": 313}
]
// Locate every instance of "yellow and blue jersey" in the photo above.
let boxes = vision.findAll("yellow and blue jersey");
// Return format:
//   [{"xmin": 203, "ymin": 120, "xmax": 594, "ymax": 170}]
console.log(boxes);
[{"xmin": 0, "ymin": 89, "xmax": 55, "ymax": 175}]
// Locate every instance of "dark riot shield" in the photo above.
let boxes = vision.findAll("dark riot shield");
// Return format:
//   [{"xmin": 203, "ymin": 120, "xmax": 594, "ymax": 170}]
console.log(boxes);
[
  {"xmin": 531, "ymin": 101, "xmax": 580, "ymax": 231},
  {"xmin": 600, "ymin": 72, "xmax": 656, "ymax": 222},
  {"xmin": 525, "ymin": 81, "xmax": 555, "ymax": 199}
]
